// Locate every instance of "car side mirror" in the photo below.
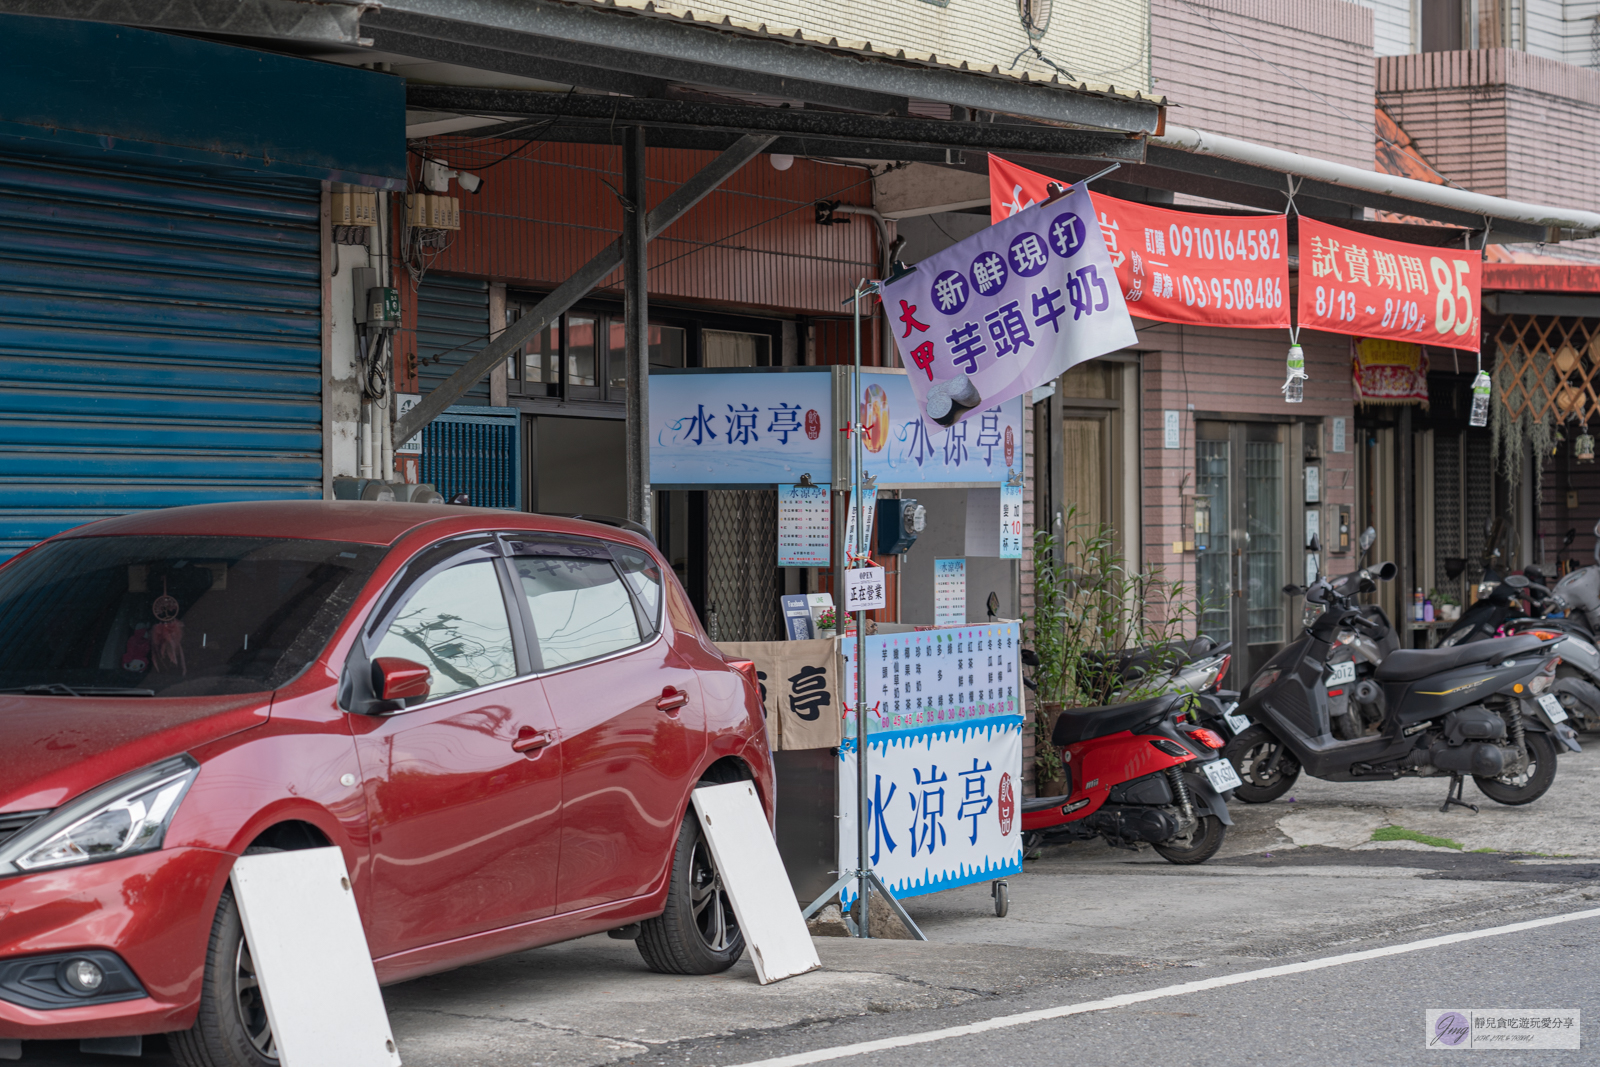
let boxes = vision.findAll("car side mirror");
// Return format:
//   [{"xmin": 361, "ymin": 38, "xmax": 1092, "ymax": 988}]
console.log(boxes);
[{"xmin": 372, "ymin": 657, "xmax": 432, "ymax": 703}]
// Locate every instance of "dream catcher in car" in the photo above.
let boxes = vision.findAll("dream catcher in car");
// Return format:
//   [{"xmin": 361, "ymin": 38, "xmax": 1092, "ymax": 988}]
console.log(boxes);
[{"xmin": 151, "ymin": 578, "xmax": 186, "ymax": 674}]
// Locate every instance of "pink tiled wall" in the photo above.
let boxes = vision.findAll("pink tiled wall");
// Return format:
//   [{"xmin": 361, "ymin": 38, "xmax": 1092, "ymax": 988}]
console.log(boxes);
[
  {"xmin": 1152, "ymin": 0, "xmax": 1376, "ymax": 171},
  {"xmin": 1136, "ymin": 323, "xmax": 1359, "ymax": 611}
]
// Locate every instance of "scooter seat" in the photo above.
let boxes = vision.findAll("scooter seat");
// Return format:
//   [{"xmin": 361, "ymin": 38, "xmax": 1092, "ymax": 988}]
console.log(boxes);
[
  {"xmin": 1374, "ymin": 634, "xmax": 1546, "ymax": 682},
  {"xmin": 1052, "ymin": 693, "xmax": 1185, "ymax": 745}
]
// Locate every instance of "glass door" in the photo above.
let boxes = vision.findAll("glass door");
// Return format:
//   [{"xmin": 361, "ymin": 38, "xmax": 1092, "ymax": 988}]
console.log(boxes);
[{"xmin": 1195, "ymin": 421, "xmax": 1288, "ymax": 678}]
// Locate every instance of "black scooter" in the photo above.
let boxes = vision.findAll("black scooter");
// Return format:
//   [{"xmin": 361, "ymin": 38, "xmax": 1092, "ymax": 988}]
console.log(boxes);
[{"xmin": 1223, "ymin": 553, "xmax": 1581, "ymax": 813}]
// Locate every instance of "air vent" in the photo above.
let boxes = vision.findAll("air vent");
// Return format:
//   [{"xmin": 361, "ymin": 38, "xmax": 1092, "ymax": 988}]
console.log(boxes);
[{"xmin": 0, "ymin": 810, "xmax": 49, "ymax": 849}]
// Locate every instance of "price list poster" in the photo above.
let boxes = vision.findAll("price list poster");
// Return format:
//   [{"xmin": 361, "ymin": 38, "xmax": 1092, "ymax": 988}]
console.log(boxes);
[
  {"xmin": 836, "ymin": 623, "xmax": 1024, "ymax": 905},
  {"xmin": 777, "ymin": 482, "xmax": 830, "ymax": 566}
]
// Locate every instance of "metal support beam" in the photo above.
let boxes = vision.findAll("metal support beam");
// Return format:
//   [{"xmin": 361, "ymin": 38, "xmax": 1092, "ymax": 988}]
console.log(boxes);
[
  {"xmin": 371, "ymin": 25, "xmax": 668, "ymax": 99},
  {"xmin": 0, "ymin": 0, "xmax": 370, "ymax": 45},
  {"xmin": 436, "ymin": 121, "xmax": 976, "ymax": 164},
  {"xmin": 370, "ymin": 8, "xmax": 907, "ymax": 116},
  {"xmin": 377, "ymin": 0, "xmax": 1162, "ymax": 131},
  {"xmin": 405, "ymin": 86, "xmax": 1147, "ymax": 162},
  {"xmin": 623, "ymin": 126, "xmax": 650, "ymax": 529},
  {"xmin": 392, "ymin": 133, "xmax": 777, "ymax": 446}
]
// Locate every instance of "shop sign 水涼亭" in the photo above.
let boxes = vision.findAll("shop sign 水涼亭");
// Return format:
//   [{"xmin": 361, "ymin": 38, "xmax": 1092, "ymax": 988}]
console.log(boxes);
[
  {"xmin": 650, "ymin": 369, "xmax": 832, "ymax": 486},
  {"xmin": 859, "ymin": 371, "xmax": 1024, "ymax": 486}
]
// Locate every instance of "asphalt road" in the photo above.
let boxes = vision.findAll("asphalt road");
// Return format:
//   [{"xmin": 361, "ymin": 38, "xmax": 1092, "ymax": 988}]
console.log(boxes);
[
  {"xmin": 639, "ymin": 907, "xmax": 1600, "ymax": 1067},
  {"xmin": 9, "ymin": 745, "xmax": 1599, "ymax": 1065}
]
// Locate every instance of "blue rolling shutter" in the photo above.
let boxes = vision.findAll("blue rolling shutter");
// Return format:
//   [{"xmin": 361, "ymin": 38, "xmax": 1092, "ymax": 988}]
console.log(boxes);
[
  {"xmin": 415, "ymin": 275, "xmax": 491, "ymax": 403},
  {"xmin": 421, "ymin": 407, "xmax": 522, "ymax": 510},
  {"xmin": 414, "ymin": 277, "xmax": 521, "ymax": 509},
  {"xmin": 0, "ymin": 147, "xmax": 322, "ymax": 561}
]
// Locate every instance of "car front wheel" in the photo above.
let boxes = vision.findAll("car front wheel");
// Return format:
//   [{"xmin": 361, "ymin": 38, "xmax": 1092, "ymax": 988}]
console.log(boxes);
[
  {"xmin": 169, "ymin": 848, "xmax": 278, "ymax": 1067},
  {"xmin": 636, "ymin": 808, "xmax": 744, "ymax": 975}
]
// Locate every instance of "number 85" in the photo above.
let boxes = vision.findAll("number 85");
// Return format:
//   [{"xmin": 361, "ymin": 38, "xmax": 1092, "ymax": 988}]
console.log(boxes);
[{"xmin": 1430, "ymin": 257, "xmax": 1473, "ymax": 337}]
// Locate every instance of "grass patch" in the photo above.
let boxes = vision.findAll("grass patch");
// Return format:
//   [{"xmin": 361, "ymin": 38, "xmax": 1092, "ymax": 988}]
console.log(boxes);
[
  {"xmin": 1370, "ymin": 825, "xmax": 1465, "ymax": 850},
  {"xmin": 1471, "ymin": 848, "xmax": 1496, "ymax": 854}
]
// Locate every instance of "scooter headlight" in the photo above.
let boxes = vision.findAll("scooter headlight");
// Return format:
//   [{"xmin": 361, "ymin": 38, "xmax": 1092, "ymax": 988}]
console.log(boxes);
[{"xmin": 1248, "ymin": 668, "xmax": 1281, "ymax": 699}]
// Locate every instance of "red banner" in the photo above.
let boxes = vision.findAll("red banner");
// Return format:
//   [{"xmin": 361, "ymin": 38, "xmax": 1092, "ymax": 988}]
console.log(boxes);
[
  {"xmin": 1295, "ymin": 218, "xmax": 1482, "ymax": 352},
  {"xmin": 988, "ymin": 154, "xmax": 1290, "ymax": 330}
]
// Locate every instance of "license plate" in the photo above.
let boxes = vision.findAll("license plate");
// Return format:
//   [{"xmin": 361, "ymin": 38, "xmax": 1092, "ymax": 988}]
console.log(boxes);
[
  {"xmin": 1537, "ymin": 692, "xmax": 1569, "ymax": 723},
  {"xmin": 1202, "ymin": 758, "xmax": 1242, "ymax": 791},
  {"xmin": 1325, "ymin": 661, "xmax": 1356, "ymax": 687},
  {"xmin": 1223, "ymin": 711, "xmax": 1250, "ymax": 735}
]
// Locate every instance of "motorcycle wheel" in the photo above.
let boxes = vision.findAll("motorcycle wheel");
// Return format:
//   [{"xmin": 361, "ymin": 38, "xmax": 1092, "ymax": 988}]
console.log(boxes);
[
  {"xmin": 1153, "ymin": 814, "xmax": 1225, "ymax": 865},
  {"xmin": 1223, "ymin": 724, "xmax": 1301, "ymax": 804},
  {"xmin": 1474, "ymin": 730, "xmax": 1558, "ymax": 806}
]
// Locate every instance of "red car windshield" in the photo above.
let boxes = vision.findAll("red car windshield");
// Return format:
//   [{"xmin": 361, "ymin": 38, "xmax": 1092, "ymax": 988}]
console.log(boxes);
[{"xmin": 0, "ymin": 535, "xmax": 384, "ymax": 698}]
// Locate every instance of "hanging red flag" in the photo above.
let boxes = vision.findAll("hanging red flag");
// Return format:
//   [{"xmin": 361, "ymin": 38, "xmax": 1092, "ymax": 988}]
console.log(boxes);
[
  {"xmin": 1296, "ymin": 217, "xmax": 1481, "ymax": 352},
  {"xmin": 988, "ymin": 154, "xmax": 1291, "ymax": 330}
]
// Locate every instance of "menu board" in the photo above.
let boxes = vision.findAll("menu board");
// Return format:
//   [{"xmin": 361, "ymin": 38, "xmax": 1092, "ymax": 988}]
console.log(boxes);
[
  {"xmin": 1000, "ymin": 484, "xmax": 1024, "ymax": 559},
  {"xmin": 934, "ymin": 558, "xmax": 966, "ymax": 626},
  {"xmin": 777, "ymin": 482, "xmax": 830, "ymax": 566},
  {"xmin": 839, "ymin": 622, "xmax": 1023, "ymax": 736}
]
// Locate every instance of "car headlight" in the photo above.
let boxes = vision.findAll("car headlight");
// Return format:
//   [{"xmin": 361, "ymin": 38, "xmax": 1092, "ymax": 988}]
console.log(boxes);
[{"xmin": 0, "ymin": 755, "xmax": 198, "ymax": 876}]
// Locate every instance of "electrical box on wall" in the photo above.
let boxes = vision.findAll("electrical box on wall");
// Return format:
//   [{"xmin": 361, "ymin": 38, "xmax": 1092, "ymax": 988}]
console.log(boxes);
[
  {"xmin": 877, "ymin": 498, "xmax": 926, "ymax": 555},
  {"xmin": 1336, "ymin": 504, "xmax": 1351, "ymax": 553},
  {"xmin": 367, "ymin": 287, "xmax": 400, "ymax": 327}
]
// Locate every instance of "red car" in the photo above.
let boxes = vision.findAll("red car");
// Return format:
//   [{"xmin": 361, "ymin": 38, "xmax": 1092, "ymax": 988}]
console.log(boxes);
[{"xmin": 0, "ymin": 502, "xmax": 773, "ymax": 1064}]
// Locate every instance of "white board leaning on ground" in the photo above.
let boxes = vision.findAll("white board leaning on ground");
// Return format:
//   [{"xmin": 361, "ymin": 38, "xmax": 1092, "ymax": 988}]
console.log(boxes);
[
  {"xmin": 691, "ymin": 782, "xmax": 822, "ymax": 985},
  {"xmin": 230, "ymin": 848, "xmax": 402, "ymax": 1067}
]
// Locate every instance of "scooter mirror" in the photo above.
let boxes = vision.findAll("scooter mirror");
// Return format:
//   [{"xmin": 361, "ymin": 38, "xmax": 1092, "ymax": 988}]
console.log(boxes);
[
  {"xmin": 1308, "ymin": 533, "xmax": 1321, "ymax": 553},
  {"xmin": 1565, "ymin": 528, "xmax": 1577, "ymax": 548},
  {"xmin": 1506, "ymin": 574, "xmax": 1531, "ymax": 590},
  {"xmin": 1282, "ymin": 583, "xmax": 1305, "ymax": 596},
  {"xmin": 1373, "ymin": 561, "xmax": 1397, "ymax": 581},
  {"xmin": 1359, "ymin": 527, "xmax": 1377, "ymax": 553}
]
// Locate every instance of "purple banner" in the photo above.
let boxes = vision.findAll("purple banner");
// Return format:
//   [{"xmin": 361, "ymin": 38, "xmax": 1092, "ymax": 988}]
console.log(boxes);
[{"xmin": 881, "ymin": 185, "xmax": 1136, "ymax": 429}]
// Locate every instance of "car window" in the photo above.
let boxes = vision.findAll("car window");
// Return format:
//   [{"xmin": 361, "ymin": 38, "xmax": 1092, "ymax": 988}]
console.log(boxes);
[
  {"xmin": 0, "ymin": 535, "xmax": 383, "ymax": 697},
  {"xmin": 371, "ymin": 560, "xmax": 517, "ymax": 699},
  {"xmin": 513, "ymin": 556, "xmax": 642, "ymax": 668},
  {"xmin": 611, "ymin": 546, "xmax": 663, "ymax": 635}
]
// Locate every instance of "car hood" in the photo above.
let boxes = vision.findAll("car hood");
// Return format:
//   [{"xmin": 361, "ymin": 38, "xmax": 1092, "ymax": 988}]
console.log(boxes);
[{"xmin": 0, "ymin": 693, "xmax": 269, "ymax": 812}]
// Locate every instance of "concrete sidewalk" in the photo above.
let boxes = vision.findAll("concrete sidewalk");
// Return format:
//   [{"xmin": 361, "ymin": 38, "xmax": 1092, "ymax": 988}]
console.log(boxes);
[{"xmin": 381, "ymin": 745, "xmax": 1600, "ymax": 1067}]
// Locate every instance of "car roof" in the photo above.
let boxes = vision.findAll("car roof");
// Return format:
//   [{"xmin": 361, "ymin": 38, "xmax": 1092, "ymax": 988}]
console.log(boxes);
[{"xmin": 55, "ymin": 500, "xmax": 654, "ymax": 551}]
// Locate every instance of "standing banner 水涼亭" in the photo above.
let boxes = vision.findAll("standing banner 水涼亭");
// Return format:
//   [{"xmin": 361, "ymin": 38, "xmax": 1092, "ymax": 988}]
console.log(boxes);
[
  {"xmin": 714, "ymin": 639, "xmax": 842, "ymax": 751},
  {"xmin": 835, "ymin": 623, "xmax": 1023, "ymax": 906},
  {"xmin": 989, "ymin": 154, "xmax": 1291, "ymax": 331},
  {"xmin": 881, "ymin": 183, "xmax": 1136, "ymax": 430},
  {"xmin": 1296, "ymin": 217, "xmax": 1481, "ymax": 352}
]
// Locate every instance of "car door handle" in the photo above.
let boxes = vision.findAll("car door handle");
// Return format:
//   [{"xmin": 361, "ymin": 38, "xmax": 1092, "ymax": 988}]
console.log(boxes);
[
  {"xmin": 656, "ymin": 686, "xmax": 689, "ymax": 713},
  {"xmin": 512, "ymin": 728, "xmax": 553, "ymax": 753}
]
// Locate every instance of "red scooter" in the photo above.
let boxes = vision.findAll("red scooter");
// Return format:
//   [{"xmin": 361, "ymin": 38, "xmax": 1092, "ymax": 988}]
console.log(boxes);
[{"xmin": 1021, "ymin": 692, "xmax": 1238, "ymax": 864}]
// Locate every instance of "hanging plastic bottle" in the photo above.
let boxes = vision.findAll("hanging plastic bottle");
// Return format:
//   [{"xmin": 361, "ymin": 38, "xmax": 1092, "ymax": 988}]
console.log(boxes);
[
  {"xmin": 1469, "ymin": 369, "xmax": 1491, "ymax": 427},
  {"xmin": 1282, "ymin": 344, "xmax": 1307, "ymax": 404}
]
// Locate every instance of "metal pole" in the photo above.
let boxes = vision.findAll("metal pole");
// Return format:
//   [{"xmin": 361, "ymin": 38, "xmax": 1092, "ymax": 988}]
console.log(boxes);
[
  {"xmin": 623, "ymin": 126, "xmax": 650, "ymax": 528},
  {"xmin": 853, "ymin": 280, "xmax": 869, "ymax": 938}
]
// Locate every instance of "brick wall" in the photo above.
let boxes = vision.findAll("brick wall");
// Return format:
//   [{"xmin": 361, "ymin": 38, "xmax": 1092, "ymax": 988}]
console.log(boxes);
[
  {"xmin": 1377, "ymin": 49, "xmax": 1600, "ymax": 209},
  {"xmin": 1152, "ymin": 0, "xmax": 1376, "ymax": 170}
]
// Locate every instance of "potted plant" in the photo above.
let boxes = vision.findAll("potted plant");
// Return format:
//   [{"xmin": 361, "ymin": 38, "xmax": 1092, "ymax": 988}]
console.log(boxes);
[
  {"xmin": 1024, "ymin": 514, "xmax": 1202, "ymax": 797},
  {"xmin": 816, "ymin": 606, "xmax": 837, "ymax": 639}
]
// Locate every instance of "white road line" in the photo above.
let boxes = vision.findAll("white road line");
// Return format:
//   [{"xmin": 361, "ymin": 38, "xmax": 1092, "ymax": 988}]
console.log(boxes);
[{"xmin": 730, "ymin": 906, "xmax": 1600, "ymax": 1067}]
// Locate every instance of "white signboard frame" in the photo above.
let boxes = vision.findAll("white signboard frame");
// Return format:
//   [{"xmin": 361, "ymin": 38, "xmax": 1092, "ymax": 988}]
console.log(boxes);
[{"xmin": 835, "ymin": 622, "xmax": 1024, "ymax": 906}]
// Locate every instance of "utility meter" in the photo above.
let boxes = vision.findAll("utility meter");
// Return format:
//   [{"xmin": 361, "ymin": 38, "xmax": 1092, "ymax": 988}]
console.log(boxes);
[{"xmin": 877, "ymin": 498, "xmax": 926, "ymax": 555}]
